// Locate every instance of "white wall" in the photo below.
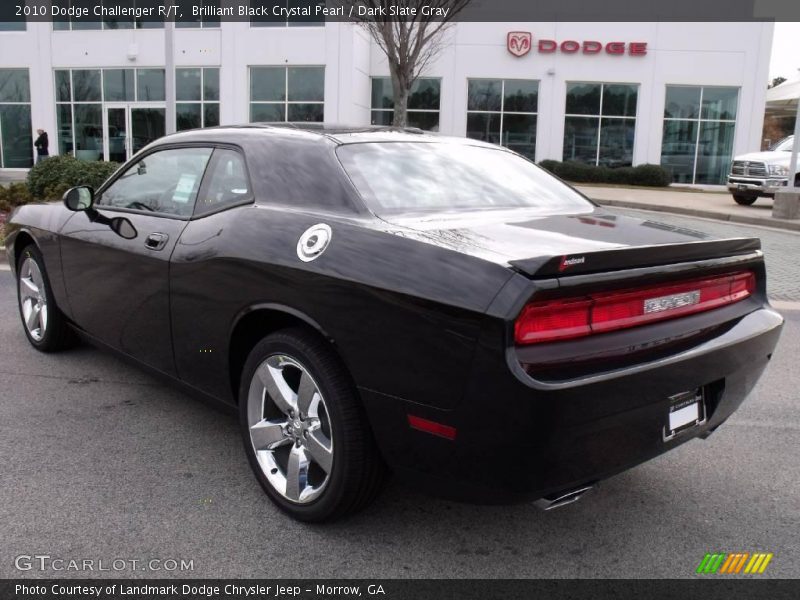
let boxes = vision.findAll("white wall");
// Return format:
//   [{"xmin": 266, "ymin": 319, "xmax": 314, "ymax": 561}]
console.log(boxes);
[
  {"xmin": 370, "ymin": 22, "xmax": 774, "ymax": 164},
  {"xmin": 0, "ymin": 20, "xmax": 774, "ymax": 172}
]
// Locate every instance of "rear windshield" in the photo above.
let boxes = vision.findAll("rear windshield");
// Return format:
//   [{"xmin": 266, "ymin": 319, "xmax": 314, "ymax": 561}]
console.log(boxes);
[{"xmin": 336, "ymin": 142, "xmax": 592, "ymax": 216}]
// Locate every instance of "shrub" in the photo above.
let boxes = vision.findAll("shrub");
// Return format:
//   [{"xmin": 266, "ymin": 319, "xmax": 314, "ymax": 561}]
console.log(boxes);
[
  {"xmin": 0, "ymin": 182, "xmax": 34, "ymax": 211},
  {"xmin": 0, "ymin": 191, "xmax": 9, "ymax": 213},
  {"xmin": 43, "ymin": 182, "xmax": 73, "ymax": 201},
  {"xmin": 605, "ymin": 166, "xmax": 634, "ymax": 185},
  {"xmin": 536, "ymin": 160, "xmax": 671, "ymax": 187},
  {"xmin": 538, "ymin": 159, "xmax": 560, "ymax": 175},
  {"xmin": 27, "ymin": 155, "xmax": 121, "ymax": 200},
  {"xmin": 628, "ymin": 164, "xmax": 673, "ymax": 187},
  {"xmin": 554, "ymin": 161, "xmax": 607, "ymax": 184}
]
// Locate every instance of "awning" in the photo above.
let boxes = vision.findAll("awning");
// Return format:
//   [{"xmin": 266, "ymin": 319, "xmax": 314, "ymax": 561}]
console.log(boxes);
[{"xmin": 766, "ymin": 79, "xmax": 800, "ymax": 107}]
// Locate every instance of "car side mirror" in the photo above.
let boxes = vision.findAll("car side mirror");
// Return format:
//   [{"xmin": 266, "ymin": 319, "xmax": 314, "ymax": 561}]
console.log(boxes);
[{"xmin": 63, "ymin": 186, "xmax": 94, "ymax": 212}]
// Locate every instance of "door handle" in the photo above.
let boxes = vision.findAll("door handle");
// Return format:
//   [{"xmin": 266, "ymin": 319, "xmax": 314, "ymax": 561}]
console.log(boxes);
[{"xmin": 145, "ymin": 232, "xmax": 169, "ymax": 251}]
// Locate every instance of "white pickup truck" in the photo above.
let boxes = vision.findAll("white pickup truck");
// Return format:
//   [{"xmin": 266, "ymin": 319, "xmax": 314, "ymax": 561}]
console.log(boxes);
[{"xmin": 727, "ymin": 136, "xmax": 799, "ymax": 205}]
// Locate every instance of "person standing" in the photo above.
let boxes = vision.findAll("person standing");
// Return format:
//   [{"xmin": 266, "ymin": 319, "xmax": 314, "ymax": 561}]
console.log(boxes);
[{"xmin": 34, "ymin": 129, "xmax": 49, "ymax": 163}]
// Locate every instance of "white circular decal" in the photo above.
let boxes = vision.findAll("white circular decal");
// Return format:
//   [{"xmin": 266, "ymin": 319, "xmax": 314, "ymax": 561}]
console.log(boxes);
[{"xmin": 297, "ymin": 224, "xmax": 332, "ymax": 262}]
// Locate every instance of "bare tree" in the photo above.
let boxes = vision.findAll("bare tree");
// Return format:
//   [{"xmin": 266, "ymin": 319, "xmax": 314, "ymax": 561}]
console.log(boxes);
[
  {"xmin": 353, "ymin": 0, "xmax": 472, "ymax": 128},
  {"xmin": 769, "ymin": 76, "xmax": 787, "ymax": 89}
]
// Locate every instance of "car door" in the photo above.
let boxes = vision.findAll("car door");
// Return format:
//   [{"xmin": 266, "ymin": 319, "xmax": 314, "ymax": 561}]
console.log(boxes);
[
  {"xmin": 59, "ymin": 145, "xmax": 214, "ymax": 376},
  {"xmin": 169, "ymin": 147, "xmax": 255, "ymax": 399}
]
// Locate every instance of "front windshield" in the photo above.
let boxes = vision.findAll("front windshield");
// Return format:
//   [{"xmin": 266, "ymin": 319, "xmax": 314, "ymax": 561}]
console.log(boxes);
[
  {"xmin": 772, "ymin": 137, "xmax": 795, "ymax": 151},
  {"xmin": 336, "ymin": 142, "xmax": 592, "ymax": 216}
]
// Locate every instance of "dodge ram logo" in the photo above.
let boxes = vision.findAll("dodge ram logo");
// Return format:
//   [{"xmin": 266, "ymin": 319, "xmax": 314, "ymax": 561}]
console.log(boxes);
[{"xmin": 507, "ymin": 32, "xmax": 532, "ymax": 57}]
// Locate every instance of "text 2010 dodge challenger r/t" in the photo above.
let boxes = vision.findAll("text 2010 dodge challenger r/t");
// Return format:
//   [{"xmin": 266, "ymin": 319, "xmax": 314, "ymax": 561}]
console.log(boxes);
[{"xmin": 4, "ymin": 125, "xmax": 783, "ymax": 521}]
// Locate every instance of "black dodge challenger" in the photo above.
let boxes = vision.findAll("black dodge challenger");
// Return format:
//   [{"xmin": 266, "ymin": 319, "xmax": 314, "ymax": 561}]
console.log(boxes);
[{"xmin": 4, "ymin": 125, "xmax": 783, "ymax": 521}]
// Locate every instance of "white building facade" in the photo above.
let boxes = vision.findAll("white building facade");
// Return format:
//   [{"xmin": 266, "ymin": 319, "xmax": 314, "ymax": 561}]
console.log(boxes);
[{"xmin": 0, "ymin": 20, "xmax": 773, "ymax": 185}]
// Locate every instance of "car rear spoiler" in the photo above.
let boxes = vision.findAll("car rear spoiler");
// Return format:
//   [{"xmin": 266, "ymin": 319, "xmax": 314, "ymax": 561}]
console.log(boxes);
[{"xmin": 509, "ymin": 237, "xmax": 762, "ymax": 279}]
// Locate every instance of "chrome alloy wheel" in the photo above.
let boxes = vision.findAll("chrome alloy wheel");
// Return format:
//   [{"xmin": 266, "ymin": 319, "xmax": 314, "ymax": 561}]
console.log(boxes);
[
  {"xmin": 18, "ymin": 257, "xmax": 48, "ymax": 342},
  {"xmin": 246, "ymin": 354, "xmax": 334, "ymax": 504}
]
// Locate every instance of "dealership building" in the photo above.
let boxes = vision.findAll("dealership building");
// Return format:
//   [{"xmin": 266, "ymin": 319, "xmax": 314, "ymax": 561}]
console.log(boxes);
[{"xmin": 0, "ymin": 18, "xmax": 773, "ymax": 185}]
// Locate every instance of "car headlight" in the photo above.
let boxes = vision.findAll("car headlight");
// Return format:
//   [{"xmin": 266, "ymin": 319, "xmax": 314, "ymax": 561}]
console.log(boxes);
[{"xmin": 768, "ymin": 164, "xmax": 789, "ymax": 176}]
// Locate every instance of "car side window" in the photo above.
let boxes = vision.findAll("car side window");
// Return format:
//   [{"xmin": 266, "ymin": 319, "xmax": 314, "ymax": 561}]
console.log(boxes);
[
  {"xmin": 97, "ymin": 147, "xmax": 213, "ymax": 218},
  {"xmin": 194, "ymin": 149, "xmax": 251, "ymax": 216}
]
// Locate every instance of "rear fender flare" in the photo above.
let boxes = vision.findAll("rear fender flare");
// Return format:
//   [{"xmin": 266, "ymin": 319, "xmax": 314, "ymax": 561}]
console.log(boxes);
[{"xmin": 229, "ymin": 302, "xmax": 332, "ymax": 342}]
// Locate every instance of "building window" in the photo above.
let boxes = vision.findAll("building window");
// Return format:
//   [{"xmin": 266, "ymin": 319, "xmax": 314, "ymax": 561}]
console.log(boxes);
[
  {"xmin": 249, "ymin": 67, "xmax": 324, "ymax": 123},
  {"xmin": 176, "ymin": 0, "xmax": 221, "ymax": 28},
  {"xmin": 0, "ymin": 20, "xmax": 26, "ymax": 31},
  {"xmin": 52, "ymin": 1, "xmax": 163, "ymax": 30},
  {"xmin": 371, "ymin": 77, "xmax": 441, "ymax": 131},
  {"xmin": 563, "ymin": 82, "xmax": 638, "ymax": 167},
  {"xmin": 250, "ymin": 0, "xmax": 325, "ymax": 27},
  {"xmin": 661, "ymin": 85, "xmax": 739, "ymax": 185},
  {"xmin": 55, "ymin": 68, "xmax": 166, "ymax": 160},
  {"xmin": 466, "ymin": 79, "xmax": 538, "ymax": 160},
  {"xmin": 0, "ymin": 69, "xmax": 33, "ymax": 168},
  {"xmin": 177, "ymin": 68, "xmax": 221, "ymax": 131}
]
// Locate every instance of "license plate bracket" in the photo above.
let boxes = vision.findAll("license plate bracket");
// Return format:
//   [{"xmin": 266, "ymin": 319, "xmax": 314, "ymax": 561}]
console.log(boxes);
[
  {"xmin": 663, "ymin": 389, "xmax": 706, "ymax": 441},
  {"xmin": 737, "ymin": 184, "xmax": 747, "ymax": 191}
]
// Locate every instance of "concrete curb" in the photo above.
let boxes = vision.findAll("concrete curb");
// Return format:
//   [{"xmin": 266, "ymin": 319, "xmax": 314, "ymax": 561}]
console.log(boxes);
[{"xmin": 594, "ymin": 198, "xmax": 800, "ymax": 233}]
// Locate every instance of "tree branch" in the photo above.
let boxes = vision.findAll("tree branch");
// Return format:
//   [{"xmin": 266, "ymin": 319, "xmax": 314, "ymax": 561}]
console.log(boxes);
[{"xmin": 349, "ymin": 0, "xmax": 474, "ymax": 127}]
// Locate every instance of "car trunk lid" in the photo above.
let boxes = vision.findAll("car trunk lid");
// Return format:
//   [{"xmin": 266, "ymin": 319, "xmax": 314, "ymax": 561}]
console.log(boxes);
[{"xmin": 382, "ymin": 209, "xmax": 761, "ymax": 274}]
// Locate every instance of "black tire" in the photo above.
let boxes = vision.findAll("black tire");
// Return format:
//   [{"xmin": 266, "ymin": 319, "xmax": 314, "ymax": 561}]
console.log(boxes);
[
  {"xmin": 732, "ymin": 194, "xmax": 757, "ymax": 206},
  {"xmin": 16, "ymin": 244, "xmax": 75, "ymax": 352},
  {"xmin": 239, "ymin": 327, "xmax": 386, "ymax": 522}
]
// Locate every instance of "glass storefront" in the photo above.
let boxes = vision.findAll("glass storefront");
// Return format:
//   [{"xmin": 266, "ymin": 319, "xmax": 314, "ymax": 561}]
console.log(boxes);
[
  {"xmin": 466, "ymin": 79, "xmax": 538, "ymax": 160},
  {"xmin": 661, "ymin": 85, "xmax": 739, "ymax": 184},
  {"xmin": 563, "ymin": 82, "xmax": 638, "ymax": 167},
  {"xmin": 55, "ymin": 68, "xmax": 167, "ymax": 162},
  {"xmin": 250, "ymin": 66, "xmax": 325, "ymax": 122},
  {"xmin": 176, "ymin": 68, "xmax": 221, "ymax": 131},
  {"xmin": 0, "ymin": 69, "xmax": 33, "ymax": 168},
  {"xmin": 0, "ymin": 21, "xmax": 26, "ymax": 31},
  {"xmin": 371, "ymin": 78, "xmax": 441, "ymax": 130},
  {"xmin": 0, "ymin": 51, "xmax": 751, "ymax": 183}
]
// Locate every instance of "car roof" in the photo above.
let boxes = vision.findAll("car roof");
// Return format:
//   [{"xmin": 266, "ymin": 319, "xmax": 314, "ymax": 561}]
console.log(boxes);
[{"xmin": 158, "ymin": 123, "xmax": 499, "ymax": 149}]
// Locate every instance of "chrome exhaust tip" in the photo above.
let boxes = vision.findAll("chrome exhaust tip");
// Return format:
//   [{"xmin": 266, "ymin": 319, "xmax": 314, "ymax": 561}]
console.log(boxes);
[{"xmin": 534, "ymin": 484, "xmax": 595, "ymax": 511}]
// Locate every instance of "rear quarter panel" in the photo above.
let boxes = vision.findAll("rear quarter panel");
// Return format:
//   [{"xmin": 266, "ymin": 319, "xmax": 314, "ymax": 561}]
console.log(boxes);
[{"xmin": 169, "ymin": 204, "xmax": 515, "ymax": 409}]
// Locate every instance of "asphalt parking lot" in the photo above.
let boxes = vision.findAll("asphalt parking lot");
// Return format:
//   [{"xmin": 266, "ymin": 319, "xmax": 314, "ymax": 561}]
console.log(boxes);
[{"xmin": 1, "ymin": 209, "xmax": 799, "ymax": 579}]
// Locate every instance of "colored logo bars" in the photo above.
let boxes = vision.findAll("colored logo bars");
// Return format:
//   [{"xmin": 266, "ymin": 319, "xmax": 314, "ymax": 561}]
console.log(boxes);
[{"xmin": 696, "ymin": 552, "xmax": 773, "ymax": 574}]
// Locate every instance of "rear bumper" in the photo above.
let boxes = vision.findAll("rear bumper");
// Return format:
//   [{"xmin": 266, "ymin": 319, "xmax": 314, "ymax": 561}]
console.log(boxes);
[{"xmin": 362, "ymin": 307, "xmax": 783, "ymax": 503}]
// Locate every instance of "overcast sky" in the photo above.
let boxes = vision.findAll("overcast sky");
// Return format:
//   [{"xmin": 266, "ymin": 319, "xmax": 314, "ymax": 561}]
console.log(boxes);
[{"xmin": 769, "ymin": 22, "xmax": 800, "ymax": 82}]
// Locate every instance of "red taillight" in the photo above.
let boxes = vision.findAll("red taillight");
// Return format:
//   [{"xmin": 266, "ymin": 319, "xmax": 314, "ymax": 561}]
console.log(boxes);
[{"xmin": 515, "ymin": 271, "xmax": 755, "ymax": 345}]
